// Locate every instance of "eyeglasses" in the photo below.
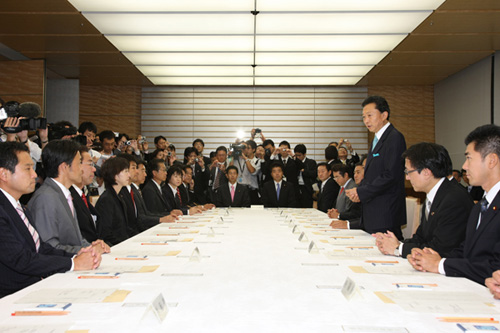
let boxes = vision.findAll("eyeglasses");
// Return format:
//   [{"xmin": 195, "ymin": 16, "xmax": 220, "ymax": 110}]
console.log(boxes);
[
  {"xmin": 404, "ymin": 168, "xmax": 420, "ymax": 175},
  {"xmin": 82, "ymin": 161, "xmax": 96, "ymax": 168}
]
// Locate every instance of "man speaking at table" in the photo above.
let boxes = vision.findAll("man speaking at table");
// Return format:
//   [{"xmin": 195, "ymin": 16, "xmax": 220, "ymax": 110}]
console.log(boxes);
[
  {"xmin": 345, "ymin": 96, "xmax": 407, "ymax": 239},
  {"xmin": 409, "ymin": 124, "xmax": 500, "ymax": 285},
  {"xmin": 0, "ymin": 142, "xmax": 100, "ymax": 297}
]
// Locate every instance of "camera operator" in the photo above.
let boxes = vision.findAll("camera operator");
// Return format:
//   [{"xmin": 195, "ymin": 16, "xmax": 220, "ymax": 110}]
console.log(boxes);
[
  {"xmin": 260, "ymin": 138, "xmax": 276, "ymax": 184},
  {"xmin": 78, "ymin": 121, "xmax": 101, "ymax": 164},
  {"xmin": 4, "ymin": 117, "xmax": 47, "ymax": 170},
  {"xmin": 229, "ymin": 140, "xmax": 261, "ymax": 205},
  {"xmin": 184, "ymin": 147, "xmax": 209, "ymax": 204}
]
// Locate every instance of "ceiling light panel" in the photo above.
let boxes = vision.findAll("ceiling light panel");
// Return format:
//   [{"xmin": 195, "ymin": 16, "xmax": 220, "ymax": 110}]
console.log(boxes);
[
  {"xmin": 257, "ymin": 12, "xmax": 432, "ymax": 34},
  {"xmin": 107, "ymin": 36, "xmax": 254, "ymax": 52},
  {"xmin": 83, "ymin": 13, "xmax": 253, "ymax": 35},
  {"xmin": 255, "ymin": 77, "xmax": 362, "ymax": 85},
  {"xmin": 258, "ymin": 0, "xmax": 445, "ymax": 11},
  {"xmin": 256, "ymin": 35, "xmax": 406, "ymax": 52},
  {"xmin": 255, "ymin": 66, "xmax": 372, "ymax": 76},
  {"xmin": 149, "ymin": 77, "xmax": 254, "ymax": 85},
  {"xmin": 255, "ymin": 52, "xmax": 388, "ymax": 65},
  {"xmin": 68, "ymin": 0, "xmax": 254, "ymax": 11},
  {"xmin": 138, "ymin": 66, "xmax": 253, "ymax": 76},
  {"xmin": 123, "ymin": 53, "xmax": 254, "ymax": 65}
]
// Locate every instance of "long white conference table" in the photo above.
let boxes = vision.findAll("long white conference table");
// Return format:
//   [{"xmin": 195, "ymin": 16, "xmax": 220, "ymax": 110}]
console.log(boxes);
[{"xmin": 0, "ymin": 208, "xmax": 498, "ymax": 332}]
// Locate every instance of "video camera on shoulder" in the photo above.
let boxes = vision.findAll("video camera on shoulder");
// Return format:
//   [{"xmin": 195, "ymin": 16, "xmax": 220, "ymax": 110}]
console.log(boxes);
[
  {"xmin": 230, "ymin": 143, "xmax": 245, "ymax": 158},
  {"xmin": 0, "ymin": 101, "xmax": 47, "ymax": 133}
]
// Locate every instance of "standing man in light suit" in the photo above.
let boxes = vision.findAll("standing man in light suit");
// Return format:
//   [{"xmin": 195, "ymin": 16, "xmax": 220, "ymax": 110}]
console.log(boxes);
[
  {"xmin": 346, "ymin": 96, "xmax": 407, "ymax": 239},
  {"xmin": 28, "ymin": 140, "xmax": 109, "ymax": 255}
]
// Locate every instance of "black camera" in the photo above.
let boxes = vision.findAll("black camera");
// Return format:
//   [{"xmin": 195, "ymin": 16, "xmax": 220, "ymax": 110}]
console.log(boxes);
[
  {"xmin": 0, "ymin": 101, "xmax": 47, "ymax": 133},
  {"xmin": 265, "ymin": 148, "xmax": 272, "ymax": 156},
  {"xmin": 49, "ymin": 123, "xmax": 77, "ymax": 141},
  {"xmin": 230, "ymin": 143, "xmax": 245, "ymax": 158}
]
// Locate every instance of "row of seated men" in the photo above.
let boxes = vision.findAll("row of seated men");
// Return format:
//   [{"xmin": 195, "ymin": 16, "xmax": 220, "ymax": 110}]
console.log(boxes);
[{"xmin": 4, "ymin": 122, "xmax": 500, "ymax": 301}]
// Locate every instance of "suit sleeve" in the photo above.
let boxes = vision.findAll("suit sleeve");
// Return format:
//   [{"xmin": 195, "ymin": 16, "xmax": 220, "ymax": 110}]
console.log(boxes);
[
  {"xmin": 357, "ymin": 131, "xmax": 406, "ymax": 202},
  {"xmin": 339, "ymin": 202, "xmax": 362, "ymax": 221},
  {"xmin": 261, "ymin": 183, "xmax": 271, "ymax": 207},
  {"xmin": 95, "ymin": 195, "xmax": 120, "ymax": 246},
  {"xmin": 303, "ymin": 160, "xmax": 318, "ymax": 180},
  {"xmin": 287, "ymin": 183, "xmax": 297, "ymax": 208},
  {"xmin": 444, "ymin": 249, "xmax": 500, "ymax": 285},
  {"xmin": 241, "ymin": 186, "xmax": 251, "ymax": 208}
]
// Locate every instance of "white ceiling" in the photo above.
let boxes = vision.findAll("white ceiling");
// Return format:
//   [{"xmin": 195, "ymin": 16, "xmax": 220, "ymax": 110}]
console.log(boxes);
[{"xmin": 68, "ymin": 0, "xmax": 445, "ymax": 86}]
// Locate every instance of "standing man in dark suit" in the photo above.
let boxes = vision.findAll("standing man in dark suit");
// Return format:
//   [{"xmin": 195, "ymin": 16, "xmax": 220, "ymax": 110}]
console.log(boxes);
[
  {"xmin": 0, "ymin": 142, "xmax": 100, "ymax": 297},
  {"xmin": 409, "ymin": 125, "xmax": 500, "ymax": 285},
  {"xmin": 316, "ymin": 162, "xmax": 339, "ymax": 213},
  {"xmin": 294, "ymin": 144, "xmax": 317, "ymax": 208},
  {"xmin": 209, "ymin": 146, "xmax": 228, "ymax": 202},
  {"xmin": 261, "ymin": 163, "xmax": 297, "ymax": 208},
  {"xmin": 374, "ymin": 143, "xmax": 473, "ymax": 258},
  {"xmin": 346, "ymin": 96, "xmax": 407, "ymax": 239},
  {"xmin": 328, "ymin": 164, "xmax": 361, "ymax": 224},
  {"xmin": 184, "ymin": 147, "xmax": 210, "ymax": 204},
  {"xmin": 29, "ymin": 140, "xmax": 109, "ymax": 255},
  {"xmin": 70, "ymin": 146, "xmax": 101, "ymax": 243},
  {"xmin": 193, "ymin": 138, "xmax": 212, "ymax": 168},
  {"xmin": 214, "ymin": 166, "xmax": 251, "ymax": 207}
]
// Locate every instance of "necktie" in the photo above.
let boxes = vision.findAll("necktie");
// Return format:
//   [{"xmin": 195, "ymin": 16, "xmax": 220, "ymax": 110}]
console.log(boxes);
[
  {"xmin": 81, "ymin": 192, "xmax": 89, "ymax": 209},
  {"xmin": 477, "ymin": 197, "xmax": 489, "ymax": 229},
  {"xmin": 283, "ymin": 158, "xmax": 287, "ymax": 167},
  {"xmin": 425, "ymin": 198, "xmax": 431, "ymax": 220},
  {"xmin": 371, "ymin": 136, "xmax": 379, "ymax": 150},
  {"xmin": 177, "ymin": 187, "xmax": 183, "ymax": 206},
  {"xmin": 67, "ymin": 193, "xmax": 75, "ymax": 218},
  {"xmin": 16, "ymin": 203, "xmax": 40, "ymax": 252},
  {"xmin": 276, "ymin": 183, "xmax": 281, "ymax": 201},
  {"xmin": 231, "ymin": 185, "xmax": 235, "ymax": 202},
  {"xmin": 340, "ymin": 186, "xmax": 345, "ymax": 195},
  {"xmin": 214, "ymin": 167, "xmax": 222, "ymax": 189},
  {"xmin": 130, "ymin": 189, "xmax": 137, "ymax": 216}
]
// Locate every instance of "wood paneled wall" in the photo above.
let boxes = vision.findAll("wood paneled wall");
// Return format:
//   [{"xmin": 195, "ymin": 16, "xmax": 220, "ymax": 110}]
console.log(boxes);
[
  {"xmin": 367, "ymin": 86, "xmax": 435, "ymax": 147},
  {"xmin": 79, "ymin": 85, "xmax": 141, "ymax": 136},
  {"xmin": 0, "ymin": 60, "xmax": 45, "ymax": 112}
]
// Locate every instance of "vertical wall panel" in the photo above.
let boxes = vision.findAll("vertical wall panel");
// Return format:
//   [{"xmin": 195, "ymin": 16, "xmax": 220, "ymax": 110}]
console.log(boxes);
[{"xmin": 142, "ymin": 86, "xmax": 368, "ymax": 162}]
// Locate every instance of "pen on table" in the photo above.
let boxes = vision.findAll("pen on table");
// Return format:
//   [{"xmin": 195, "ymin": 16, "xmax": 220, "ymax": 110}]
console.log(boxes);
[{"xmin": 12, "ymin": 311, "xmax": 70, "ymax": 316}]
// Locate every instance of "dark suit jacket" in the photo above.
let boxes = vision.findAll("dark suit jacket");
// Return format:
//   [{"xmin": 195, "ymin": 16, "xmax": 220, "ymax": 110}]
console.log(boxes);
[
  {"xmin": 357, "ymin": 124, "xmax": 407, "ymax": 235},
  {"xmin": 119, "ymin": 187, "xmax": 141, "ymax": 238},
  {"xmin": 191, "ymin": 163, "xmax": 209, "ymax": 204},
  {"xmin": 70, "ymin": 186, "xmax": 100, "ymax": 243},
  {"xmin": 468, "ymin": 185, "xmax": 485, "ymax": 201},
  {"xmin": 214, "ymin": 183, "xmax": 251, "ymax": 208},
  {"xmin": 261, "ymin": 180, "xmax": 297, "ymax": 208},
  {"xmin": 444, "ymin": 189, "xmax": 500, "ymax": 285},
  {"xmin": 336, "ymin": 179, "xmax": 362, "ymax": 221},
  {"xmin": 179, "ymin": 183, "xmax": 195, "ymax": 207},
  {"xmin": 95, "ymin": 187, "xmax": 129, "ymax": 246},
  {"xmin": 296, "ymin": 157, "xmax": 317, "ymax": 208},
  {"xmin": 317, "ymin": 178, "xmax": 339, "ymax": 213},
  {"xmin": 142, "ymin": 179, "xmax": 171, "ymax": 216},
  {"xmin": 162, "ymin": 185, "xmax": 187, "ymax": 215},
  {"xmin": 0, "ymin": 191, "xmax": 72, "ymax": 297},
  {"xmin": 401, "ymin": 178, "xmax": 474, "ymax": 258},
  {"xmin": 131, "ymin": 184, "xmax": 162, "ymax": 231}
]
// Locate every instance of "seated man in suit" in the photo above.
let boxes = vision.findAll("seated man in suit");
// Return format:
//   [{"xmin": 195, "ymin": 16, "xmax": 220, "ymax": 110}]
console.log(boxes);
[
  {"xmin": 328, "ymin": 164, "xmax": 361, "ymax": 227},
  {"xmin": 0, "ymin": 142, "xmax": 100, "ymax": 297},
  {"xmin": 179, "ymin": 164, "xmax": 196, "ymax": 207},
  {"xmin": 142, "ymin": 159, "xmax": 179, "ymax": 216},
  {"xmin": 163, "ymin": 166, "xmax": 202, "ymax": 215},
  {"xmin": 261, "ymin": 162, "xmax": 297, "ymax": 208},
  {"xmin": 214, "ymin": 166, "xmax": 251, "ymax": 207},
  {"xmin": 408, "ymin": 125, "xmax": 500, "ymax": 285},
  {"xmin": 374, "ymin": 143, "xmax": 473, "ymax": 258},
  {"xmin": 316, "ymin": 162, "xmax": 339, "ymax": 213},
  {"xmin": 28, "ymin": 140, "xmax": 108, "ymax": 255}
]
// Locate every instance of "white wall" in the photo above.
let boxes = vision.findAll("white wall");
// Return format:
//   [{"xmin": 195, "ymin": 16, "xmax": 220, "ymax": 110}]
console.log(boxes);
[{"xmin": 435, "ymin": 55, "xmax": 492, "ymax": 171}]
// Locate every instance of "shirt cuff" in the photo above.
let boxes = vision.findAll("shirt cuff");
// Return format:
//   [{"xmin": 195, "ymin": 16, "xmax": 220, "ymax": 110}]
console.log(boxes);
[
  {"xmin": 398, "ymin": 243, "xmax": 404, "ymax": 257},
  {"xmin": 438, "ymin": 258, "xmax": 446, "ymax": 275},
  {"xmin": 70, "ymin": 255, "xmax": 76, "ymax": 271},
  {"xmin": 346, "ymin": 220, "xmax": 350, "ymax": 229}
]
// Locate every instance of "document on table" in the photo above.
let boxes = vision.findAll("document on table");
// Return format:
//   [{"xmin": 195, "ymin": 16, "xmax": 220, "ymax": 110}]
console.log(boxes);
[
  {"xmin": 325, "ymin": 246, "xmax": 381, "ymax": 258},
  {"xmin": 0, "ymin": 324, "xmax": 74, "ymax": 333},
  {"xmin": 321, "ymin": 236, "xmax": 375, "ymax": 246},
  {"xmin": 111, "ymin": 250, "xmax": 181, "ymax": 257},
  {"xmin": 375, "ymin": 291, "xmax": 500, "ymax": 314},
  {"xmin": 15, "ymin": 288, "xmax": 129, "ymax": 304},
  {"xmin": 349, "ymin": 263, "xmax": 425, "ymax": 275},
  {"xmin": 77, "ymin": 264, "xmax": 159, "ymax": 274}
]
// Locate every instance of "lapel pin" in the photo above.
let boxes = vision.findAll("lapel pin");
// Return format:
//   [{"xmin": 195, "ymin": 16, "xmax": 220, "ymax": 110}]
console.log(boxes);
[
  {"xmin": 431, "ymin": 212, "xmax": 435, "ymax": 216},
  {"xmin": 494, "ymin": 206, "xmax": 497, "ymax": 211}
]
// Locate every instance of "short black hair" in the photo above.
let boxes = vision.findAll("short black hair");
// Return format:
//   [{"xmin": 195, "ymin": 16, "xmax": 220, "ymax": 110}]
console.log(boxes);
[
  {"xmin": 168, "ymin": 144, "xmax": 176, "ymax": 151},
  {"xmin": 151, "ymin": 149, "xmax": 165, "ymax": 159},
  {"xmin": 167, "ymin": 165, "xmax": 183, "ymax": 183},
  {"xmin": 216, "ymin": 146, "xmax": 227, "ymax": 154},
  {"xmin": 101, "ymin": 157, "xmax": 129, "ymax": 187},
  {"xmin": 184, "ymin": 146, "xmax": 197, "ymax": 158},
  {"xmin": 99, "ymin": 130, "xmax": 115, "ymax": 142},
  {"xmin": 279, "ymin": 140, "xmax": 290, "ymax": 149},
  {"xmin": 294, "ymin": 144, "xmax": 306, "ymax": 154},
  {"xmin": 115, "ymin": 133, "xmax": 129, "ymax": 144},
  {"xmin": 148, "ymin": 158, "xmax": 165, "ymax": 178},
  {"xmin": 325, "ymin": 145, "xmax": 338, "ymax": 161},
  {"xmin": 78, "ymin": 121, "xmax": 97, "ymax": 134},
  {"xmin": 362, "ymin": 95, "xmax": 390, "ymax": 120},
  {"xmin": 193, "ymin": 138, "xmax": 205, "ymax": 147},
  {"xmin": 401, "ymin": 142, "xmax": 450, "ymax": 178},
  {"xmin": 181, "ymin": 164, "xmax": 192, "ymax": 174},
  {"xmin": 270, "ymin": 162, "xmax": 284, "ymax": 172},
  {"xmin": 465, "ymin": 124, "xmax": 500, "ymax": 160},
  {"xmin": 154, "ymin": 135, "xmax": 167, "ymax": 145},
  {"xmin": 246, "ymin": 140, "xmax": 257, "ymax": 151},
  {"xmin": 226, "ymin": 165, "xmax": 238, "ymax": 174},
  {"xmin": 0, "ymin": 142, "xmax": 29, "ymax": 173},
  {"xmin": 42, "ymin": 139, "xmax": 80, "ymax": 178},
  {"xmin": 317, "ymin": 162, "xmax": 331, "ymax": 172},
  {"xmin": 116, "ymin": 153, "xmax": 138, "ymax": 166},
  {"xmin": 136, "ymin": 159, "xmax": 146, "ymax": 168},
  {"xmin": 209, "ymin": 151, "xmax": 216, "ymax": 159},
  {"xmin": 331, "ymin": 163, "xmax": 351, "ymax": 178},
  {"xmin": 329, "ymin": 141, "xmax": 338, "ymax": 146},
  {"xmin": 452, "ymin": 169, "xmax": 461, "ymax": 174},
  {"xmin": 263, "ymin": 139, "xmax": 275, "ymax": 148}
]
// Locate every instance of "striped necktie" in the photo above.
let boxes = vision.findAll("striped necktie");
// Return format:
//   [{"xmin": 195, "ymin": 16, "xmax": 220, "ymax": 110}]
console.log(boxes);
[{"xmin": 16, "ymin": 203, "xmax": 40, "ymax": 252}]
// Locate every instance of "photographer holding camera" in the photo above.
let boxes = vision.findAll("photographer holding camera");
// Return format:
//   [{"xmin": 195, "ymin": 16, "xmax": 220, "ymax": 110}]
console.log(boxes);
[{"xmin": 229, "ymin": 140, "xmax": 261, "ymax": 205}]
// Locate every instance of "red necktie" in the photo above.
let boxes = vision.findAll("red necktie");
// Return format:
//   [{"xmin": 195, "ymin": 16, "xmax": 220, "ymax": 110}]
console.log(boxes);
[
  {"xmin": 177, "ymin": 188, "xmax": 183, "ymax": 206},
  {"xmin": 340, "ymin": 187, "xmax": 345, "ymax": 195},
  {"xmin": 81, "ymin": 192, "xmax": 89, "ymax": 209}
]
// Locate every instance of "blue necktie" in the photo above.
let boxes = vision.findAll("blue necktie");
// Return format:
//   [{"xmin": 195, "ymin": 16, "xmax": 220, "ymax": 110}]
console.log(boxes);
[
  {"xmin": 276, "ymin": 183, "xmax": 281, "ymax": 201},
  {"xmin": 480, "ymin": 197, "xmax": 488, "ymax": 213},
  {"xmin": 371, "ymin": 136, "xmax": 379, "ymax": 151}
]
